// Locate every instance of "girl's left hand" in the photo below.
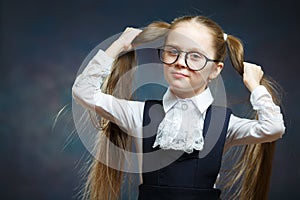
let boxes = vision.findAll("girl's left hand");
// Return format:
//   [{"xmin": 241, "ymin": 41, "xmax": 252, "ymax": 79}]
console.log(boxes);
[{"xmin": 243, "ymin": 62, "xmax": 264, "ymax": 92}]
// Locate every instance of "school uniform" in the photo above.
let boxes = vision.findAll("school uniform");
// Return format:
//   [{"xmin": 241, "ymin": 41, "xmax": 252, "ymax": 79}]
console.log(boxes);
[
  {"xmin": 138, "ymin": 100, "xmax": 231, "ymax": 200},
  {"xmin": 72, "ymin": 49, "xmax": 286, "ymax": 200}
]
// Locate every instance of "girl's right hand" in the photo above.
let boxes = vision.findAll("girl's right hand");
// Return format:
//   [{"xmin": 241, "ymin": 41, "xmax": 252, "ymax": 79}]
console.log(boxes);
[
  {"xmin": 105, "ymin": 27, "xmax": 142, "ymax": 59},
  {"xmin": 243, "ymin": 62, "xmax": 264, "ymax": 92}
]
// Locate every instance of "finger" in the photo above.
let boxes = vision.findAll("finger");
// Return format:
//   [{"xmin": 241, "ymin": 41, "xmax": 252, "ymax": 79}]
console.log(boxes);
[
  {"xmin": 125, "ymin": 27, "xmax": 142, "ymax": 34},
  {"xmin": 243, "ymin": 62, "xmax": 262, "ymax": 68}
]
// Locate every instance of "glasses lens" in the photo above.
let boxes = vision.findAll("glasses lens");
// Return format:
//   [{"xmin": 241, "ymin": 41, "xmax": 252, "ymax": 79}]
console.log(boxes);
[
  {"xmin": 159, "ymin": 47, "xmax": 178, "ymax": 64},
  {"xmin": 186, "ymin": 52, "xmax": 206, "ymax": 70}
]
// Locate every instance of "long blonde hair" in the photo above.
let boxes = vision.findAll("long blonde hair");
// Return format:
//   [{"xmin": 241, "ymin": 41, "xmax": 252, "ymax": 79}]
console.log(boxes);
[{"xmin": 82, "ymin": 16, "xmax": 283, "ymax": 200}]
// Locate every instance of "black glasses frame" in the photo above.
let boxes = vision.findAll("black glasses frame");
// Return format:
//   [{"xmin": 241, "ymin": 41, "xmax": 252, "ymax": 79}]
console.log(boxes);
[{"xmin": 157, "ymin": 46, "xmax": 221, "ymax": 71}]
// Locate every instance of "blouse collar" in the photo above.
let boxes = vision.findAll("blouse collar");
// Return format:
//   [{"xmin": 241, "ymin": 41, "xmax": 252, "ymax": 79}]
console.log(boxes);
[{"xmin": 162, "ymin": 87, "xmax": 214, "ymax": 114}]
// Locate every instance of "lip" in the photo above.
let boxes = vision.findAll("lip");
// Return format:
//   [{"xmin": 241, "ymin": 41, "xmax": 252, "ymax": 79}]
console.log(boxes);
[{"xmin": 171, "ymin": 71, "xmax": 189, "ymax": 78}]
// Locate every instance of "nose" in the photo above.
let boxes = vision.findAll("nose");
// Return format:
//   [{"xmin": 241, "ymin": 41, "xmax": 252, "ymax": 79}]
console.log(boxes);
[{"xmin": 175, "ymin": 53, "xmax": 188, "ymax": 69}]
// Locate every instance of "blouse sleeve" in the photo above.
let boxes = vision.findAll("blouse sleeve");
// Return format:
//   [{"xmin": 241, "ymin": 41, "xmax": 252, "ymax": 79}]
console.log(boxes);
[
  {"xmin": 225, "ymin": 85, "xmax": 286, "ymax": 150},
  {"xmin": 72, "ymin": 49, "xmax": 144, "ymax": 134}
]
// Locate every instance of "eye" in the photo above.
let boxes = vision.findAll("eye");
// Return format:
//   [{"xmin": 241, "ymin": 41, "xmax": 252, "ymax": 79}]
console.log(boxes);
[
  {"xmin": 164, "ymin": 47, "xmax": 179, "ymax": 56},
  {"xmin": 189, "ymin": 52, "xmax": 204, "ymax": 61}
]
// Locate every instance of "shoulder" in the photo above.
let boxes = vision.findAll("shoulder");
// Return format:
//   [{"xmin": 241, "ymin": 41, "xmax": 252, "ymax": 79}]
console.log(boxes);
[
  {"xmin": 143, "ymin": 100, "xmax": 164, "ymax": 125},
  {"xmin": 144, "ymin": 99, "xmax": 163, "ymax": 107},
  {"xmin": 208, "ymin": 105, "xmax": 232, "ymax": 116},
  {"xmin": 143, "ymin": 100, "xmax": 164, "ymax": 113}
]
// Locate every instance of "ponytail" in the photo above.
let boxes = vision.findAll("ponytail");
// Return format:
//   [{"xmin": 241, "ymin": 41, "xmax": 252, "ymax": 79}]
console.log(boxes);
[
  {"xmin": 83, "ymin": 22, "xmax": 170, "ymax": 200},
  {"xmin": 223, "ymin": 34, "xmax": 283, "ymax": 200}
]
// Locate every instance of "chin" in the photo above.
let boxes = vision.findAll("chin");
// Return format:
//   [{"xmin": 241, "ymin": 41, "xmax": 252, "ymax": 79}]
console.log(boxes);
[
  {"xmin": 169, "ymin": 85, "xmax": 195, "ymax": 96},
  {"xmin": 170, "ymin": 83, "xmax": 206, "ymax": 97}
]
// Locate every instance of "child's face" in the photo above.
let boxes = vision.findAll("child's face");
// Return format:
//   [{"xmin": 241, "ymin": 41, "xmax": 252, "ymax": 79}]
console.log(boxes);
[{"xmin": 163, "ymin": 22, "xmax": 223, "ymax": 98}]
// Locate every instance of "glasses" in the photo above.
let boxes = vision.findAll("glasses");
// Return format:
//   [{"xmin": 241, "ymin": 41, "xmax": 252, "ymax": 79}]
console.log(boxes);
[{"xmin": 157, "ymin": 45, "xmax": 221, "ymax": 71}]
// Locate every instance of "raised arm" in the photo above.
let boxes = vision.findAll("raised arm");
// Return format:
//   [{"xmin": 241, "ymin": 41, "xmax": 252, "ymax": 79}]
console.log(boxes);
[
  {"xmin": 72, "ymin": 28, "xmax": 144, "ymax": 133},
  {"xmin": 225, "ymin": 62, "xmax": 286, "ymax": 149}
]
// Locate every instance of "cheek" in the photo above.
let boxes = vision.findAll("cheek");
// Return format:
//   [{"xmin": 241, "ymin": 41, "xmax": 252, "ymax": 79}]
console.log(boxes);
[
  {"xmin": 163, "ymin": 65, "xmax": 171, "ymax": 79},
  {"xmin": 196, "ymin": 65, "xmax": 216, "ymax": 80},
  {"xmin": 191, "ymin": 70, "xmax": 210, "ymax": 84}
]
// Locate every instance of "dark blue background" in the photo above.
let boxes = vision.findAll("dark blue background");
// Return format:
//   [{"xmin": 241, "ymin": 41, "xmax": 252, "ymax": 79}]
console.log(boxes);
[{"xmin": 1, "ymin": 0, "xmax": 299, "ymax": 199}]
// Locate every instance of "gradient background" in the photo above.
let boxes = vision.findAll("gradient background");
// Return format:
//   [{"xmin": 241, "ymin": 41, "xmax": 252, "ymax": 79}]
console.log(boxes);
[{"xmin": 1, "ymin": 0, "xmax": 299, "ymax": 199}]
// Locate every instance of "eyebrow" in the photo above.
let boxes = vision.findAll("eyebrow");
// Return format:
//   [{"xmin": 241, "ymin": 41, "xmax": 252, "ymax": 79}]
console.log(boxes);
[{"xmin": 165, "ymin": 43, "xmax": 208, "ymax": 55}]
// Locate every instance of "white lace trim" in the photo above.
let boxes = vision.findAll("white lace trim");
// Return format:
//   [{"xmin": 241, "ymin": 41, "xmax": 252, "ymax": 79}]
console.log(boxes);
[{"xmin": 152, "ymin": 100, "xmax": 204, "ymax": 154}]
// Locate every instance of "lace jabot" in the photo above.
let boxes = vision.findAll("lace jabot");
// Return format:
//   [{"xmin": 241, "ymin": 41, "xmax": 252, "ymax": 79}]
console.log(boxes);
[{"xmin": 152, "ymin": 88, "xmax": 214, "ymax": 154}]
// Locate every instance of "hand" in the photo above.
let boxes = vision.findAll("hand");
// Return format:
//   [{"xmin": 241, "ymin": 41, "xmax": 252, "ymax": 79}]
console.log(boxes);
[
  {"xmin": 105, "ymin": 27, "xmax": 142, "ymax": 59},
  {"xmin": 243, "ymin": 62, "xmax": 264, "ymax": 92}
]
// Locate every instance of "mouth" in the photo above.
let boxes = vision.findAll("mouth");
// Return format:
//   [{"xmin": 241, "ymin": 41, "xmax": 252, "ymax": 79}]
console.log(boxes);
[{"xmin": 171, "ymin": 71, "xmax": 189, "ymax": 78}]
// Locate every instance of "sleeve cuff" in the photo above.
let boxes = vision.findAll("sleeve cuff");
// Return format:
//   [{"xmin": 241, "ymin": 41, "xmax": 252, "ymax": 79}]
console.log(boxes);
[{"xmin": 250, "ymin": 85, "xmax": 271, "ymax": 105}]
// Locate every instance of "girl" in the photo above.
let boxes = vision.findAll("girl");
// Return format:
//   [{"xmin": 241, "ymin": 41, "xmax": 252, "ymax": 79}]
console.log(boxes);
[{"xmin": 72, "ymin": 16, "xmax": 285, "ymax": 200}]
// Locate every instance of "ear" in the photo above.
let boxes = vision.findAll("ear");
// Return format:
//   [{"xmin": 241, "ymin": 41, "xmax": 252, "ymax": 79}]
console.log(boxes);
[{"xmin": 209, "ymin": 62, "xmax": 224, "ymax": 80}]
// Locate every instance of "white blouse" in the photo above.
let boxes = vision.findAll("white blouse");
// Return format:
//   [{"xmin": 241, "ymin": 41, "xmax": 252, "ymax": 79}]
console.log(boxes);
[{"xmin": 72, "ymin": 49, "xmax": 286, "ymax": 154}]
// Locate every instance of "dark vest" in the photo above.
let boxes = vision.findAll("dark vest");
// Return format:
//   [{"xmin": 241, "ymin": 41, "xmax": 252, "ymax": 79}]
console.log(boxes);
[{"xmin": 138, "ymin": 100, "xmax": 232, "ymax": 200}]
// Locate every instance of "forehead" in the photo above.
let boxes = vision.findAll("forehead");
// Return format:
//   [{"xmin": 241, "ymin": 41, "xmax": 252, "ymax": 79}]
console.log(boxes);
[{"xmin": 166, "ymin": 22, "xmax": 214, "ymax": 55}]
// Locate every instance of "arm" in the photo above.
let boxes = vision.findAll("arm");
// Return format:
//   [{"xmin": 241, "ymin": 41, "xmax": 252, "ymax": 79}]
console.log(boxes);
[
  {"xmin": 225, "ymin": 62, "xmax": 286, "ymax": 149},
  {"xmin": 72, "ymin": 28, "xmax": 144, "ymax": 133},
  {"xmin": 226, "ymin": 85, "xmax": 285, "ymax": 148}
]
